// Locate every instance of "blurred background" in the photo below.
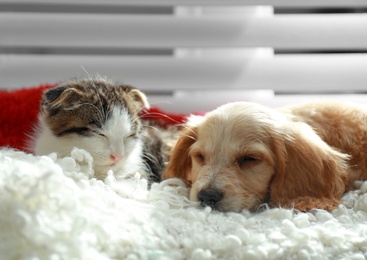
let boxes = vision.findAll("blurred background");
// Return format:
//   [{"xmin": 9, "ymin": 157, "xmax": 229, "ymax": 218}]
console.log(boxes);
[{"xmin": 1, "ymin": 0, "xmax": 367, "ymax": 113}]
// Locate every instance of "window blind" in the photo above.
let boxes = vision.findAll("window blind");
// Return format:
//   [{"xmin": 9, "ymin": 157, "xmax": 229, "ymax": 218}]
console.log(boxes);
[{"xmin": 1, "ymin": 1, "xmax": 367, "ymax": 112}]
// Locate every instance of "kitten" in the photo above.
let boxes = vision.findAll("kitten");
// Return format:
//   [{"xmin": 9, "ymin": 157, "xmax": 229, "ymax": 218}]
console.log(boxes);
[{"xmin": 29, "ymin": 77, "xmax": 165, "ymax": 184}]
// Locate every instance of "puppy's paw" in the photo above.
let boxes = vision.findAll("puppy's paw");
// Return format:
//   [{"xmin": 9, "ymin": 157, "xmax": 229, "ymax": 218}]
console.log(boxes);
[{"xmin": 271, "ymin": 197, "xmax": 340, "ymax": 212}]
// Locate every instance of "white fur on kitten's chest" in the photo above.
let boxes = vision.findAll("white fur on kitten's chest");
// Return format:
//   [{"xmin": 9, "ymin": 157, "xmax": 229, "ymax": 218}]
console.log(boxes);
[{"xmin": 33, "ymin": 107, "xmax": 146, "ymax": 180}]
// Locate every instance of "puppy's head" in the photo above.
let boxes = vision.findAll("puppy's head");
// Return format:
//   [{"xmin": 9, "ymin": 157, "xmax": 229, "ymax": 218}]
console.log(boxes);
[{"xmin": 163, "ymin": 102, "xmax": 348, "ymax": 212}]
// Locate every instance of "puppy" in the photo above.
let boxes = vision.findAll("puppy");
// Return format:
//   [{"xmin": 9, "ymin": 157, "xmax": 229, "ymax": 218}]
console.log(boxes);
[{"xmin": 162, "ymin": 101, "xmax": 367, "ymax": 212}]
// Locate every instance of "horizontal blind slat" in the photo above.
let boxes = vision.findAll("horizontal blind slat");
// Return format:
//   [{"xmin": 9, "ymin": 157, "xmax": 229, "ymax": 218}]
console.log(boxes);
[
  {"xmin": 1, "ymin": 54, "xmax": 366, "ymax": 92},
  {"xmin": 0, "ymin": 0, "xmax": 367, "ymax": 7},
  {"xmin": 1, "ymin": 13, "xmax": 367, "ymax": 49}
]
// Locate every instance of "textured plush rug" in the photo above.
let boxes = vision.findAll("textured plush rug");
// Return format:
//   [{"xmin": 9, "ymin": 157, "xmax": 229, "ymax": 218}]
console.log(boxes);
[{"xmin": 1, "ymin": 147, "xmax": 367, "ymax": 259}]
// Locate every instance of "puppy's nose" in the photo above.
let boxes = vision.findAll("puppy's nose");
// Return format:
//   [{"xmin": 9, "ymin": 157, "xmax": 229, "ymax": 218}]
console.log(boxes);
[{"xmin": 198, "ymin": 189, "xmax": 223, "ymax": 207}]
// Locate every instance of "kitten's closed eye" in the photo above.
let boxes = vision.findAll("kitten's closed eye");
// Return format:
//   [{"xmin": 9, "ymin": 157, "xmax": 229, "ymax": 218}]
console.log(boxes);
[
  {"xmin": 126, "ymin": 132, "xmax": 137, "ymax": 139},
  {"xmin": 96, "ymin": 132, "xmax": 137, "ymax": 141},
  {"xmin": 57, "ymin": 127, "xmax": 91, "ymax": 137},
  {"xmin": 57, "ymin": 124, "xmax": 105, "ymax": 138}
]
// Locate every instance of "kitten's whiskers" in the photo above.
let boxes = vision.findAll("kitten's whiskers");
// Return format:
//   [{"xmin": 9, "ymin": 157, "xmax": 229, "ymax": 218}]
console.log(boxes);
[{"xmin": 80, "ymin": 65, "xmax": 93, "ymax": 80}]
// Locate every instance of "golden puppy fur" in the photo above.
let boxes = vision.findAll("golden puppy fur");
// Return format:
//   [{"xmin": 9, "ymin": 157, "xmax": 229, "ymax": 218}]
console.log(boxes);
[{"xmin": 163, "ymin": 101, "xmax": 367, "ymax": 212}]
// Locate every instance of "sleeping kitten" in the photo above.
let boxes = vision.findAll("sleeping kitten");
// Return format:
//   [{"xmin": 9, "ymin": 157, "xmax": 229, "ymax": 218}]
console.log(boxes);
[{"xmin": 29, "ymin": 77, "xmax": 164, "ymax": 184}]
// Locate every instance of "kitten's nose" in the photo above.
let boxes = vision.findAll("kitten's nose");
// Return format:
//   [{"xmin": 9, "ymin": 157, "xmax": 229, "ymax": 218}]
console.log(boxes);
[
  {"xmin": 198, "ymin": 189, "xmax": 223, "ymax": 208},
  {"xmin": 110, "ymin": 153, "xmax": 123, "ymax": 163}
]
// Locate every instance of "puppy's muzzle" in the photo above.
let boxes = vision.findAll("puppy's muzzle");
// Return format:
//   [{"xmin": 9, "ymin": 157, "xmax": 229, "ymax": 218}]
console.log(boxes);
[{"xmin": 198, "ymin": 189, "xmax": 223, "ymax": 208}]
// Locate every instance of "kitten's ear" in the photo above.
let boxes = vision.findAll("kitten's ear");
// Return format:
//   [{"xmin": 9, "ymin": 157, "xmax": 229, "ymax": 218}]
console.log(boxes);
[
  {"xmin": 42, "ymin": 85, "xmax": 83, "ymax": 110},
  {"xmin": 44, "ymin": 85, "xmax": 68, "ymax": 103},
  {"xmin": 129, "ymin": 89, "xmax": 150, "ymax": 109}
]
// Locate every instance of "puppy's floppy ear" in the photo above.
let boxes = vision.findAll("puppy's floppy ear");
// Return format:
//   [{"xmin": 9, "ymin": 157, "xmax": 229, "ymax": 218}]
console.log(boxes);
[
  {"xmin": 162, "ymin": 126, "xmax": 198, "ymax": 186},
  {"xmin": 269, "ymin": 123, "xmax": 349, "ymax": 211}
]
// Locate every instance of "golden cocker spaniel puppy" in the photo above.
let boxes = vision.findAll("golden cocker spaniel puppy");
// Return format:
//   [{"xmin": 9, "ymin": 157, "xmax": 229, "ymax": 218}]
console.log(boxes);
[{"xmin": 163, "ymin": 101, "xmax": 367, "ymax": 212}]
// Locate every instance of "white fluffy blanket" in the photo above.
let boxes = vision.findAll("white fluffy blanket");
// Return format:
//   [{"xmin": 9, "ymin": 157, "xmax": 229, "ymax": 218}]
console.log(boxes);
[{"xmin": 1, "ymin": 148, "xmax": 367, "ymax": 260}]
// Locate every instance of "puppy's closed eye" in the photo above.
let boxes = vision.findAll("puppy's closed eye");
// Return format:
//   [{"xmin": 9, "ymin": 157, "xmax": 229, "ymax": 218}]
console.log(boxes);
[
  {"xmin": 237, "ymin": 156, "xmax": 258, "ymax": 168},
  {"xmin": 192, "ymin": 152, "xmax": 206, "ymax": 165}
]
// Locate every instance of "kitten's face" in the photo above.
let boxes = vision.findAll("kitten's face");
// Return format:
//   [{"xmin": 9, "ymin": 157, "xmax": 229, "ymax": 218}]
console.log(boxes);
[{"xmin": 39, "ymin": 78, "xmax": 149, "ymax": 179}]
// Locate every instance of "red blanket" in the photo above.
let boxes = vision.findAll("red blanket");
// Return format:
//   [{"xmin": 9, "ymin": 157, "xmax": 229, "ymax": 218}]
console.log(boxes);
[{"xmin": 0, "ymin": 84, "xmax": 187, "ymax": 151}]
